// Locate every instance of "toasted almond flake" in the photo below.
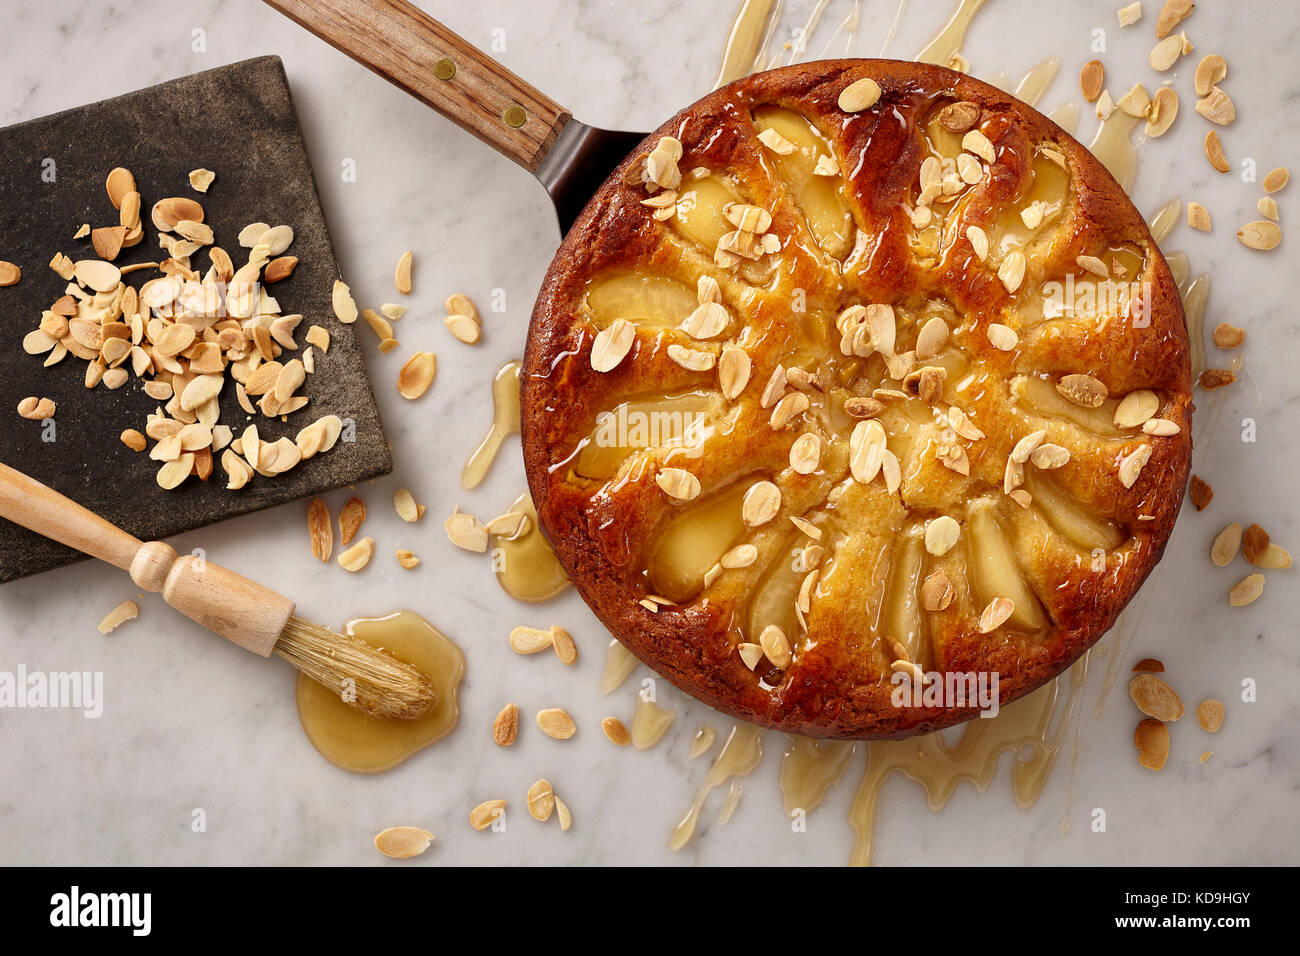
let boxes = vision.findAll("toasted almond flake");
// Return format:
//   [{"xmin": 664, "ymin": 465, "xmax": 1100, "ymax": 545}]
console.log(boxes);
[
  {"xmin": 1145, "ymin": 87, "xmax": 1179, "ymax": 137},
  {"xmin": 439, "ymin": 311, "xmax": 480, "ymax": 344},
  {"xmin": 151, "ymin": 196, "xmax": 205, "ymax": 232},
  {"xmin": 1258, "ymin": 197, "xmax": 1279, "ymax": 221},
  {"xmin": 1195, "ymin": 87, "xmax": 1235, "ymax": 125},
  {"xmin": 1229, "ymin": 573, "xmax": 1264, "ymax": 607},
  {"xmin": 738, "ymin": 642, "xmax": 764, "ymax": 670},
  {"xmin": 337, "ymin": 537, "xmax": 374, "ymax": 572},
  {"xmin": 891, "ymin": 659, "xmax": 926, "ymax": 684},
  {"xmin": 956, "ymin": 152, "xmax": 983, "ymax": 185},
  {"xmin": 328, "ymin": 281, "xmax": 359, "ymax": 326},
  {"xmin": 666, "ymin": 343, "xmax": 715, "ymax": 371},
  {"xmin": 156, "ymin": 453, "xmax": 195, "ymax": 490},
  {"xmin": 1191, "ymin": 698, "xmax": 1224, "ymax": 734},
  {"xmin": 186, "ymin": 167, "xmax": 216, "ymax": 193},
  {"xmin": 758, "ymin": 623, "xmax": 792, "ymax": 669},
  {"xmin": 920, "ymin": 569, "xmax": 954, "ymax": 611},
  {"xmin": 1187, "ymin": 201, "xmax": 1211, "ymax": 231},
  {"xmin": 721, "ymin": 544, "xmax": 759, "ymax": 569},
  {"xmin": 681, "ymin": 301, "xmax": 729, "ymax": 339},
  {"xmin": 1117, "ymin": 2, "xmax": 1142, "ymax": 27},
  {"xmin": 397, "ymin": 350, "xmax": 436, "ymax": 398},
  {"xmin": 602, "ymin": 716, "xmax": 630, "ymax": 746},
  {"xmin": 91, "ymin": 225, "xmax": 126, "ymax": 262},
  {"xmin": 96, "ymin": 600, "xmax": 138, "ymax": 634},
  {"xmin": 543, "ymin": 625, "xmax": 576, "ymax": 665},
  {"xmin": 331, "ymin": 497, "xmax": 363, "ymax": 547},
  {"xmin": 1193, "ymin": 54, "xmax": 1226, "ymax": 98},
  {"xmin": 1079, "ymin": 60, "xmax": 1104, "ymax": 102},
  {"xmin": 813, "ymin": 154, "xmax": 839, "ymax": 176},
  {"xmin": 849, "ymin": 419, "xmax": 887, "ymax": 483},
  {"xmin": 924, "ymin": 515, "xmax": 960, "ymax": 556},
  {"xmin": 445, "ymin": 293, "xmax": 476, "ymax": 320},
  {"xmin": 742, "ymin": 480, "xmax": 781, "ymax": 527},
  {"xmin": 119, "ymin": 428, "xmax": 146, "ymax": 452},
  {"xmin": 1252, "ymin": 542, "xmax": 1292, "ymax": 569},
  {"xmin": 1028, "ymin": 443, "xmax": 1069, "ymax": 470},
  {"xmin": 1135, "ymin": 718, "xmax": 1169, "ymax": 771},
  {"xmin": 1129, "ymin": 673, "xmax": 1184, "ymax": 722},
  {"xmin": 986, "ymin": 323, "xmax": 1018, "ymax": 351},
  {"xmin": 1118, "ymin": 443, "xmax": 1153, "ymax": 488},
  {"xmin": 1114, "ymin": 389, "xmax": 1160, "ymax": 427},
  {"xmin": 590, "ymin": 318, "xmax": 635, "ymax": 372},
  {"xmin": 757, "ymin": 127, "xmax": 796, "ymax": 155},
  {"xmin": 221, "ymin": 450, "xmax": 253, "ymax": 490},
  {"xmin": 965, "ymin": 225, "xmax": 989, "ymax": 262},
  {"xmin": 305, "ymin": 325, "xmax": 330, "ymax": 352},
  {"xmin": 522, "ymin": 778, "xmax": 556, "ymax": 822},
  {"xmin": 73, "ymin": 259, "xmax": 121, "ymax": 293},
  {"xmin": 106, "ymin": 167, "xmax": 136, "ymax": 208},
  {"xmin": 554, "ymin": 797, "xmax": 572, "ymax": 831},
  {"xmin": 1095, "ymin": 89, "xmax": 1115, "ymax": 120},
  {"xmin": 1057, "ymin": 373, "xmax": 1108, "ymax": 408},
  {"xmin": 509, "ymin": 625, "xmax": 554, "ymax": 656},
  {"xmin": 1155, "ymin": 0, "xmax": 1194, "ymax": 37},
  {"xmin": 1142, "ymin": 418, "xmax": 1180, "ymax": 436},
  {"xmin": 1149, "ymin": 34, "xmax": 1184, "ymax": 71},
  {"xmin": 392, "ymin": 549, "xmax": 418, "ymax": 570},
  {"xmin": 789, "ymin": 432, "xmax": 821, "ymax": 474},
  {"xmin": 445, "ymin": 510, "xmax": 488, "ymax": 552},
  {"xmin": 1204, "ymin": 131, "xmax": 1229, "ymax": 172},
  {"xmin": 769, "ymin": 390, "xmax": 809, "ymax": 430},
  {"xmin": 374, "ymin": 826, "xmax": 432, "ymax": 859},
  {"xmin": 488, "ymin": 702, "xmax": 520, "ymax": 747},
  {"xmin": 655, "ymin": 467, "xmax": 701, "ymax": 501},
  {"xmin": 307, "ymin": 498, "xmax": 332, "ymax": 563},
  {"xmin": 937, "ymin": 100, "xmax": 980, "ymax": 132},
  {"xmin": 977, "ymin": 597, "xmax": 1014, "ymax": 633},
  {"xmin": 997, "ymin": 251, "xmax": 1026, "ymax": 293},
  {"xmin": 1116, "ymin": 83, "xmax": 1151, "ymax": 118},
  {"xmin": 1010, "ymin": 429, "xmax": 1047, "ymax": 464},
  {"xmin": 1237, "ymin": 220, "xmax": 1281, "ymax": 251},
  {"xmin": 387, "ymin": 488, "xmax": 419, "ymax": 524},
  {"xmin": 393, "ymin": 249, "xmax": 413, "ymax": 294},
  {"xmin": 1241, "ymin": 523, "xmax": 1269, "ymax": 564},
  {"xmin": 470, "ymin": 799, "xmax": 507, "ymax": 831},
  {"xmin": 484, "ymin": 511, "xmax": 530, "ymax": 540},
  {"xmin": 838, "ymin": 77, "xmax": 882, "ymax": 112},
  {"xmin": 536, "ymin": 707, "xmax": 576, "ymax": 739},
  {"xmin": 788, "ymin": 516, "xmax": 821, "ymax": 541},
  {"xmin": 716, "ymin": 346, "xmax": 751, "ymax": 401},
  {"xmin": 1262, "ymin": 166, "xmax": 1289, "ymax": 194}
]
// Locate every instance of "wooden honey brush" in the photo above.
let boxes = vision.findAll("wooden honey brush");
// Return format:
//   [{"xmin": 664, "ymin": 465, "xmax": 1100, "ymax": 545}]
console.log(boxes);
[{"xmin": 0, "ymin": 461, "xmax": 436, "ymax": 720}]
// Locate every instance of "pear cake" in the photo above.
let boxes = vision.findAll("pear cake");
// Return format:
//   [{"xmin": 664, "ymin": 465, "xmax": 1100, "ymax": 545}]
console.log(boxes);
[{"xmin": 521, "ymin": 59, "xmax": 1192, "ymax": 739}]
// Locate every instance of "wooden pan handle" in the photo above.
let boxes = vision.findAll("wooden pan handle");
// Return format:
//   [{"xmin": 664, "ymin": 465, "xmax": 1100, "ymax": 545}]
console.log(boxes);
[
  {"xmin": 265, "ymin": 0, "xmax": 571, "ymax": 172},
  {"xmin": 0, "ymin": 462, "xmax": 293, "ymax": 656}
]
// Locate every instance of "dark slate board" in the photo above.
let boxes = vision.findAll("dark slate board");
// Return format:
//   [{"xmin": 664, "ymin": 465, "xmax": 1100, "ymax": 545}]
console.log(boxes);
[{"xmin": 0, "ymin": 56, "xmax": 392, "ymax": 583}]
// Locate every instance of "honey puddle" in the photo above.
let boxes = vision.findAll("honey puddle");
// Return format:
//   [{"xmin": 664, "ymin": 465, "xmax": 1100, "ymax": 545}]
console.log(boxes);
[
  {"xmin": 296, "ymin": 611, "xmax": 464, "ymax": 773},
  {"xmin": 490, "ymin": 491, "xmax": 570, "ymax": 602},
  {"xmin": 1088, "ymin": 111, "xmax": 1140, "ymax": 194},
  {"xmin": 462, "ymin": 360, "xmax": 521, "ymax": 490}
]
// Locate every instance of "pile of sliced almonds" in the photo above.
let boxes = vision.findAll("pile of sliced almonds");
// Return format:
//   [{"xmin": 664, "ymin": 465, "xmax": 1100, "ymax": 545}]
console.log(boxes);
[
  {"xmin": 19, "ymin": 165, "xmax": 353, "ymax": 491},
  {"xmin": 444, "ymin": 292, "xmax": 482, "ymax": 345}
]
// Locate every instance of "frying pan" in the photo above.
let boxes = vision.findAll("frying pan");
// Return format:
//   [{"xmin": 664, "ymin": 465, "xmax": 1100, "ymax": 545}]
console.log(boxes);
[{"xmin": 265, "ymin": 0, "xmax": 649, "ymax": 233}]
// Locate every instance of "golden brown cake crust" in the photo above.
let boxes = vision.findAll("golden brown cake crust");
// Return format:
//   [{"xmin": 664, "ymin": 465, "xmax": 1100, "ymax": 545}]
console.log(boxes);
[{"xmin": 522, "ymin": 59, "xmax": 1192, "ymax": 739}]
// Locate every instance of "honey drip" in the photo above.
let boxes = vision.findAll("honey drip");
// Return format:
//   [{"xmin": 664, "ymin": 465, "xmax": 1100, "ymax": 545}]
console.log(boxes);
[
  {"xmin": 670, "ymin": 723, "xmax": 765, "ymax": 851},
  {"xmin": 915, "ymin": 0, "xmax": 988, "ymax": 68},
  {"xmin": 714, "ymin": 0, "xmax": 780, "ymax": 89},
  {"xmin": 690, "ymin": 724, "xmax": 719, "ymax": 758},
  {"xmin": 600, "ymin": 639, "xmax": 640, "ymax": 694},
  {"xmin": 779, "ymin": 737, "xmax": 857, "ymax": 815},
  {"xmin": 462, "ymin": 360, "xmax": 521, "ymax": 489},
  {"xmin": 1088, "ymin": 111, "xmax": 1140, "ymax": 194},
  {"xmin": 295, "ymin": 611, "xmax": 464, "ymax": 773},
  {"xmin": 491, "ymin": 491, "xmax": 570, "ymax": 602},
  {"xmin": 631, "ymin": 693, "xmax": 676, "ymax": 749}
]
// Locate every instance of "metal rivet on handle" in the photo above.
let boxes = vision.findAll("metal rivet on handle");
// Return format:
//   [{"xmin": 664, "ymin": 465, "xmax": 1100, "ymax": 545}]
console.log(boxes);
[
  {"xmin": 433, "ymin": 58, "xmax": 456, "ymax": 80},
  {"xmin": 503, "ymin": 105, "xmax": 527, "ymax": 128}
]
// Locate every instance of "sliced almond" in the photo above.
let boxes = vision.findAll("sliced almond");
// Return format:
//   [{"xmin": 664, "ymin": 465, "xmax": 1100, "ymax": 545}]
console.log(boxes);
[
  {"xmin": 493, "ymin": 703, "xmax": 519, "ymax": 746},
  {"xmin": 1241, "ymin": 523, "xmax": 1269, "ymax": 564},
  {"xmin": 758, "ymin": 624, "xmax": 792, "ymax": 669},
  {"xmin": 1135, "ymin": 718, "xmax": 1170, "ymax": 771},
  {"xmin": 977, "ymin": 597, "xmax": 1014, "ymax": 633},
  {"xmin": 920, "ymin": 569, "xmax": 954, "ymax": 611},
  {"xmin": 120, "ymin": 428, "xmax": 146, "ymax": 452},
  {"xmin": 526, "ymin": 779, "xmax": 556, "ymax": 821},
  {"xmin": 393, "ymin": 487, "xmax": 423, "ymax": 523},
  {"xmin": 1263, "ymin": 166, "xmax": 1289, "ymax": 194},
  {"xmin": 655, "ymin": 467, "xmax": 701, "ymax": 501},
  {"xmin": 394, "ymin": 249, "xmax": 413, "ymax": 294},
  {"xmin": 1117, "ymin": 2, "xmax": 1142, "ymax": 27},
  {"xmin": 602, "ymin": 716, "xmax": 630, "ymax": 747},
  {"xmin": 307, "ymin": 498, "xmax": 332, "ymax": 563},
  {"xmin": 398, "ymin": 351, "xmax": 437, "ymax": 398},
  {"xmin": 789, "ymin": 432, "xmax": 821, "ymax": 474},
  {"xmin": 741, "ymin": 480, "xmax": 781, "ymax": 527},
  {"xmin": 961, "ymin": 129, "xmax": 995, "ymax": 164},
  {"xmin": 1057, "ymin": 373, "xmax": 1108, "ymax": 408},
  {"xmin": 1253, "ymin": 543, "xmax": 1293, "ymax": 569},
  {"xmin": 1114, "ymin": 389, "xmax": 1160, "ymax": 428},
  {"xmin": 444, "ymin": 510, "xmax": 488, "ymax": 552},
  {"xmin": 374, "ymin": 826, "xmax": 433, "ymax": 859},
  {"xmin": 1145, "ymin": 87, "xmax": 1179, "ymax": 137},
  {"xmin": 591, "ymin": 318, "xmax": 635, "ymax": 371},
  {"xmin": 536, "ymin": 707, "xmax": 576, "ymax": 739},
  {"xmin": 470, "ymin": 800, "xmax": 507, "ymax": 831},
  {"xmin": 997, "ymin": 250, "xmax": 1026, "ymax": 293},
  {"xmin": 1194, "ymin": 54, "xmax": 1226, "ymax": 97},
  {"xmin": 338, "ymin": 536, "xmax": 374, "ymax": 572},
  {"xmin": 73, "ymin": 259, "xmax": 121, "ymax": 293},
  {"xmin": 1228, "ymin": 573, "xmax": 1264, "ymax": 607},
  {"xmin": 91, "ymin": 226, "xmax": 126, "ymax": 261},
  {"xmin": 924, "ymin": 515, "xmax": 960, "ymax": 556},
  {"xmin": 96, "ymin": 600, "xmax": 138, "ymax": 634},
  {"xmin": 986, "ymin": 323, "xmax": 1018, "ymax": 351},
  {"xmin": 1196, "ymin": 699, "xmax": 1225, "ymax": 733},
  {"xmin": 1204, "ymin": 131, "xmax": 1229, "ymax": 172},
  {"xmin": 838, "ymin": 77, "xmax": 882, "ymax": 112},
  {"xmin": 1258, "ymin": 197, "xmax": 1279, "ymax": 221},
  {"xmin": 1237, "ymin": 220, "xmax": 1281, "ymax": 251},
  {"xmin": 1195, "ymin": 87, "xmax": 1235, "ymax": 125},
  {"xmin": 16, "ymin": 397, "xmax": 56, "ymax": 420},
  {"xmin": 1156, "ymin": 0, "xmax": 1194, "ymax": 38},
  {"xmin": 106, "ymin": 167, "xmax": 136, "ymax": 208},
  {"xmin": 1116, "ymin": 83, "xmax": 1151, "ymax": 118},
  {"xmin": 717, "ymin": 346, "xmax": 751, "ymax": 400},
  {"xmin": 1187, "ymin": 201, "xmax": 1212, "ymax": 232},
  {"xmin": 1129, "ymin": 673, "xmax": 1184, "ymax": 721},
  {"xmin": 331, "ymin": 279, "xmax": 358, "ymax": 324},
  {"xmin": 1149, "ymin": 34, "xmax": 1185, "ymax": 71},
  {"xmin": 1118, "ymin": 444, "xmax": 1153, "ymax": 489},
  {"xmin": 1079, "ymin": 60, "xmax": 1104, "ymax": 102}
]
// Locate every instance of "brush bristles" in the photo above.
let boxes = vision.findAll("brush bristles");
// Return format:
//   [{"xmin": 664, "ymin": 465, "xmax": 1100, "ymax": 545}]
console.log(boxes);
[{"xmin": 274, "ymin": 615, "xmax": 436, "ymax": 720}]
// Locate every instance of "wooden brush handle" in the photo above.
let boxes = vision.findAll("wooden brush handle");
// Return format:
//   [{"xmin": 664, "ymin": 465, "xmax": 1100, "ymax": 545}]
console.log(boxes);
[
  {"xmin": 0, "ymin": 461, "xmax": 293, "ymax": 657},
  {"xmin": 265, "ymin": 0, "xmax": 571, "ymax": 172}
]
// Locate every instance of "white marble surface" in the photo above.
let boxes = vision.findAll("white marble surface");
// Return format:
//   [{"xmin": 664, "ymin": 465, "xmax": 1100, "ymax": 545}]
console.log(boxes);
[{"xmin": 0, "ymin": 0, "xmax": 1296, "ymax": 865}]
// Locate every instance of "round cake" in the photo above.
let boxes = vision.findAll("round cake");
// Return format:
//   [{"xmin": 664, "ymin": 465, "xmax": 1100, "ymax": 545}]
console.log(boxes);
[{"xmin": 521, "ymin": 59, "xmax": 1192, "ymax": 739}]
